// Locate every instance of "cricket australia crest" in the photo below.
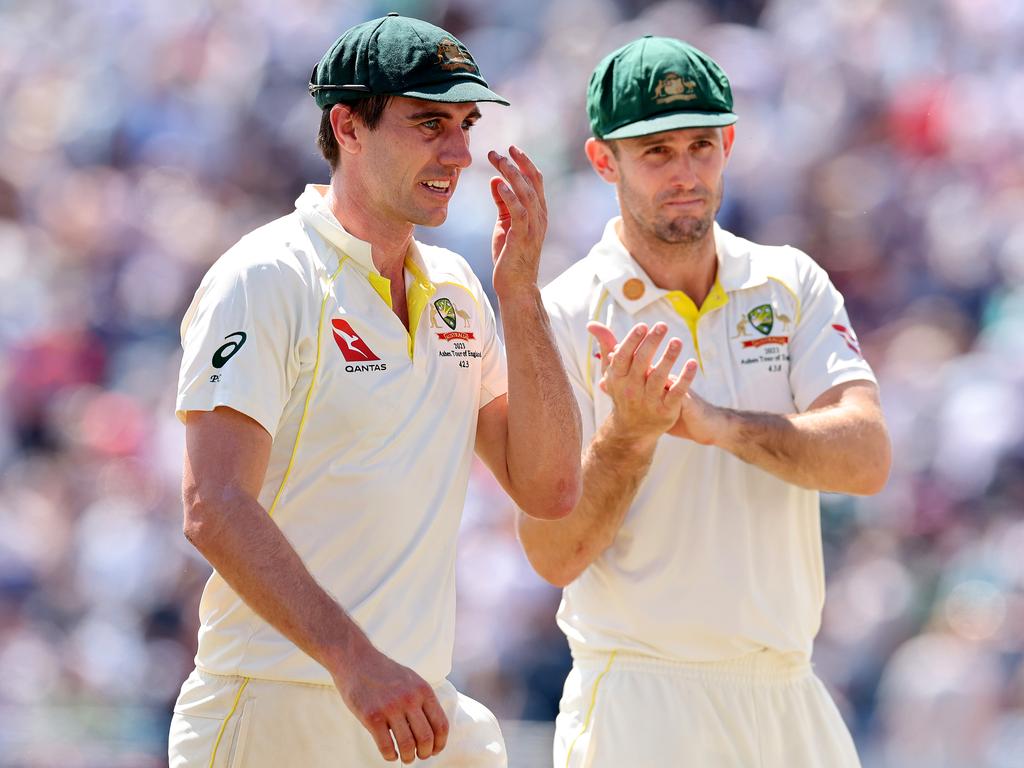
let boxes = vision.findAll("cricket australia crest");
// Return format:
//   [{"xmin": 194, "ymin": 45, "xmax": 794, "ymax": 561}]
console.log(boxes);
[
  {"xmin": 747, "ymin": 304, "xmax": 774, "ymax": 335},
  {"xmin": 654, "ymin": 72, "xmax": 697, "ymax": 104},
  {"xmin": 432, "ymin": 297, "xmax": 475, "ymax": 341},
  {"xmin": 436, "ymin": 38, "xmax": 477, "ymax": 73}
]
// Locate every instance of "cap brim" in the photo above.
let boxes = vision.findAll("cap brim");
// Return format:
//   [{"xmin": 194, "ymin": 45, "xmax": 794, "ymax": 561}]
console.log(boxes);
[
  {"xmin": 399, "ymin": 79, "xmax": 510, "ymax": 106},
  {"xmin": 601, "ymin": 110, "xmax": 737, "ymax": 139}
]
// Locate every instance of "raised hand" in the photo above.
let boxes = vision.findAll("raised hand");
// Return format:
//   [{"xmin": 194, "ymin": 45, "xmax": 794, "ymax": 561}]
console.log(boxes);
[
  {"xmin": 588, "ymin": 321, "xmax": 698, "ymax": 449},
  {"xmin": 331, "ymin": 641, "xmax": 449, "ymax": 764},
  {"xmin": 488, "ymin": 145, "xmax": 547, "ymax": 298}
]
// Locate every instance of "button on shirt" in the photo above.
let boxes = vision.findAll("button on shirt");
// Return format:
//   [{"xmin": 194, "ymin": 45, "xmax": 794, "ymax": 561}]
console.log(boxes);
[
  {"xmin": 542, "ymin": 218, "xmax": 876, "ymax": 663},
  {"xmin": 176, "ymin": 185, "xmax": 507, "ymax": 685}
]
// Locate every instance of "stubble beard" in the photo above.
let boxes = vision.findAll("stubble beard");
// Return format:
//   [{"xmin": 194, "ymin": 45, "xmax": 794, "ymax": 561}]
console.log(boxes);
[{"xmin": 623, "ymin": 178, "xmax": 723, "ymax": 245}]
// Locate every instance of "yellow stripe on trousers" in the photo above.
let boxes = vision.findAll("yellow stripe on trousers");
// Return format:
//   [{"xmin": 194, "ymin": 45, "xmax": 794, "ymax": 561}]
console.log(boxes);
[
  {"xmin": 564, "ymin": 650, "xmax": 617, "ymax": 768},
  {"xmin": 208, "ymin": 677, "xmax": 250, "ymax": 768}
]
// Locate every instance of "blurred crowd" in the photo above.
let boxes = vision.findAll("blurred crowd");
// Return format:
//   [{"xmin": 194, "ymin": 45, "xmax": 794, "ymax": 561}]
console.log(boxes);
[{"xmin": 1, "ymin": 0, "xmax": 1023, "ymax": 765}]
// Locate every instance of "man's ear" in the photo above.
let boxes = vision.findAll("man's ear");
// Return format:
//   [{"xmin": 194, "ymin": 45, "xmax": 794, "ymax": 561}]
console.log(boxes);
[
  {"xmin": 721, "ymin": 125, "xmax": 736, "ymax": 160},
  {"xmin": 330, "ymin": 104, "xmax": 361, "ymax": 156},
  {"xmin": 585, "ymin": 138, "xmax": 619, "ymax": 183}
]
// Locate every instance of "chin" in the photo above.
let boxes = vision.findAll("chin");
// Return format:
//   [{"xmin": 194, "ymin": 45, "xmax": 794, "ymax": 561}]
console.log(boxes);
[{"xmin": 413, "ymin": 207, "xmax": 449, "ymax": 228}]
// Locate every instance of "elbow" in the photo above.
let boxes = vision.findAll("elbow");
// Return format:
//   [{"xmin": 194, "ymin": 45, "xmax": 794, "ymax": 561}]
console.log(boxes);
[
  {"xmin": 849, "ymin": 429, "xmax": 893, "ymax": 496},
  {"xmin": 519, "ymin": 473, "xmax": 581, "ymax": 521},
  {"xmin": 530, "ymin": 557, "xmax": 584, "ymax": 589},
  {"xmin": 181, "ymin": 485, "xmax": 230, "ymax": 551},
  {"xmin": 182, "ymin": 498, "xmax": 211, "ymax": 551}
]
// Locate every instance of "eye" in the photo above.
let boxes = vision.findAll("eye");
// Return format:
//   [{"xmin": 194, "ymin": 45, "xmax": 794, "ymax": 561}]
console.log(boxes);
[
  {"xmin": 645, "ymin": 145, "xmax": 668, "ymax": 155},
  {"xmin": 692, "ymin": 139, "xmax": 714, "ymax": 150},
  {"xmin": 421, "ymin": 119, "xmax": 441, "ymax": 130},
  {"xmin": 461, "ymin": 118, "xmax": 478, "ymax": 131}
]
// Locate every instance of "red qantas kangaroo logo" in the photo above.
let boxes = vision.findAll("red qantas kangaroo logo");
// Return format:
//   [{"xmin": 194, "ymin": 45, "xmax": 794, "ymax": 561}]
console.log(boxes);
[{"xmin": 331, "ymin": 319, "xmax": 380, "ymax": 362}]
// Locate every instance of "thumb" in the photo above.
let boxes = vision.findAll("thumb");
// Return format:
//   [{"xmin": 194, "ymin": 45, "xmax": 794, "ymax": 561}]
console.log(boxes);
[{"xmin": 587, "ymin": 321, "xmax": 618, "ymax": 372}]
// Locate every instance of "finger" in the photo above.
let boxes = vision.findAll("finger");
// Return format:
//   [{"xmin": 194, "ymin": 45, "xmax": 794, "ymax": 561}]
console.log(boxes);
[
  {"xmin": 492, "ymin": 176, "xmax": 528, "ymax": 222},
  {"xmin": 489, "ymin": 177, "xmax": 511, "ymax": 222},
  {"xmin": 488, "ymin": 150, "xmax": 538, "ymax": 212},
  {"xmin": 629, "ymin": 322, "xmax": 668, "ymax": 380},
  {"xmin": 665, "ymin": 358, "xmax": 699, "ymax": 405},
  {"xmin": 422, "ymin": 694, "xmax": 450, "ymax": 755},
  {"xmin": 646, "ymin": 337, "xmax": 683, "ymax": 393},
  {"xmin": 508, "ymin": 145, "xmax": 547, "ymax": 212},
  {"xmin": 610, "ymin": 324, "xmax": 648, "ymax": 377},
  {"xmin": 406, "ymin": 708, "xmax": 435, "ymax": 761},
  {"xmin": 365, "ymin": 714, "xmax": 399, "ymax": 762},
  {"xmin": 586, "ymin": 321, "xmax": 618, "ymax": 373},
  {"xmin": 388, "ymin": 715, "xmax": 417, "ymax": 764}
]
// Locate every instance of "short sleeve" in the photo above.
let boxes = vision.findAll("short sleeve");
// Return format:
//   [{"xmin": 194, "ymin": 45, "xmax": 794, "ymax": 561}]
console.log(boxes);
[
  {"xmin": 788, "ymin": 253, "xmax": 877, "ymax": 412},
  {"xmin": 477, "ymin": 290, "xmax": 508, "ymax": 408},
  {"xmin": 176, "ymin": 255, "xmax": 306, "ymax": 436}
]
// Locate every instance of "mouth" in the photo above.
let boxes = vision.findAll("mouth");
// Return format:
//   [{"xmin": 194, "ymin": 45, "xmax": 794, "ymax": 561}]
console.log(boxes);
[
  {"xmin": 419, "ymin": 179, "xmax": 454, "ymax": 198},
  {"xmin": 663, "ymin": 197, "xmax": 705, "ymax": 209}
]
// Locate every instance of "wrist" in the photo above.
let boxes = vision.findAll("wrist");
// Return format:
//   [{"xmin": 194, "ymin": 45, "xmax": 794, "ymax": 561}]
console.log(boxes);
[
  {"xmin": 603, "ymin": 414, "xmax": 661, "ymax": 456},
  {"xmin": 321, "ymin": 618, "xmax": 374, "ymax": 679},
  {"xmin": 705, "ymin": 405, "xmax": 736, "ymax": 449},
  {"xmin": 494, "ymin": 282, "xmax": 541, "ymax": 307}
]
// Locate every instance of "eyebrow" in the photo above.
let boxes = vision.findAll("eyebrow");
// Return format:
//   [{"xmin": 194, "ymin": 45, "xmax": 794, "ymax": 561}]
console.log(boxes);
[
  {"xmin": 636, "ymin": 128, "xmax": 718, "ymax": 145},
  {"xmin": 406, "ymin": 107, "xmax": 482, "ymax": 122}
]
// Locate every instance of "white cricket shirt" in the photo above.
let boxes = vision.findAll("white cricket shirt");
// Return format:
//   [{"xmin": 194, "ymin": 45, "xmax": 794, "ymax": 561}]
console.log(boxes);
[
  {"xmin": 542, "ymin": 218, "xmax": 876, "ymax": 663},
  {"xmin": 176, "ymin": 185, "xmax": 507, "ymax": 685}
]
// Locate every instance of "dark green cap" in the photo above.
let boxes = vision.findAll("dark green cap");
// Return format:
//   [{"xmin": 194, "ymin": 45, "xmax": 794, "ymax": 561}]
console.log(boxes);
[
  {"xmin": 587, "ymin": 36, "xmax": 736, "ymax": 140},
  {"xmin": 309, "ymin": 13, "xmax": 509, "ymax": 109}
]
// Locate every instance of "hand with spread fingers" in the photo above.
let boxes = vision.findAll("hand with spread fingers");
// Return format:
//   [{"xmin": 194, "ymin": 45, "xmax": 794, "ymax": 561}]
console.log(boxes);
[
  {"xmin": 588, "ymin": 321, "xmax": 699, "ymax": 450},
  {"xmin": 488, "ymin": 145, "xmax": 547, "ymax": 298}
]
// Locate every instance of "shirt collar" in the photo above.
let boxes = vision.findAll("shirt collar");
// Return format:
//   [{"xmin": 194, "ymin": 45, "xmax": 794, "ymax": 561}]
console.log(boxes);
[
  {"xmin": 294, "ymin": 184, "xmax": 375, "ymax": 272},
  {"xmin": 588, "ymin": 217, "xmax": 769, "ymax": 309}
]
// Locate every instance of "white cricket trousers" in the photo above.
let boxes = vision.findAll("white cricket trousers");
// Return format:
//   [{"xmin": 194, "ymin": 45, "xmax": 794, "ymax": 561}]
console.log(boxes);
[
  {"xmin": 169, "ymin": 668, "xmax": 506, "ymax": 767},
  {"xmin": 554, "ymin": 650, "xmax": 862, "ymax": 768}
]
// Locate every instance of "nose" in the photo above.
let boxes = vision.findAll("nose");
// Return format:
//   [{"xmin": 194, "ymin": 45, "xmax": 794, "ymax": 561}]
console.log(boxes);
[
  {"xmin": 668, "ymin": 155, "xmax": 699, "ymax": 190},
  {"xmin": 438, "ymin": 125, "xmax": 472, "ymax": 170}
]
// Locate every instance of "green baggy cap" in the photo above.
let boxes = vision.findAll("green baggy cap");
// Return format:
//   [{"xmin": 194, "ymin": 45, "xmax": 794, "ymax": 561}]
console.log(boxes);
[
  {"xmin": 587, "ymin": 36, "xmax": 736, "ymax": 140},
  {"xmin": 309, "ymin": 13, "xmax": 509, "ymax": 109}
]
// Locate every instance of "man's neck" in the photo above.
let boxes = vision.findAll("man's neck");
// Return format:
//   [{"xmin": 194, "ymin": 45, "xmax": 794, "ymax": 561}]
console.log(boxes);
[
  {"xmin": 326, "ymin": 176, "xmax": 412, "ymax": 279},
  {"xmin": 617, "ymin": 216, "xmax": 718, "ymax": 307}
]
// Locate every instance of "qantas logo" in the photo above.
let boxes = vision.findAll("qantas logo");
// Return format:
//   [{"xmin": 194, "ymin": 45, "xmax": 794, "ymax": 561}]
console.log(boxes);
[{"xmin": 331, "ymin": 319, "xmax": 379, "ymax": 362}]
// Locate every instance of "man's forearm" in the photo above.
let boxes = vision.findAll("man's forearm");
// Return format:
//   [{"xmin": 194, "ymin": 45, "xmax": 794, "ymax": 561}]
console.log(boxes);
[
  {"xmin": 498, "ymin": 286, "xmax": 582, "ymax": 516},
  {"xmin": 712, "ymin": 403, "xmax": 890, "ymax": 494},
  {"xmin": 185, "ymin": 496, "xmax": 370, "ymax": 675},
  {"xmin": 517, "ymin": 417, "xmax": 656, "ymax": 587}
]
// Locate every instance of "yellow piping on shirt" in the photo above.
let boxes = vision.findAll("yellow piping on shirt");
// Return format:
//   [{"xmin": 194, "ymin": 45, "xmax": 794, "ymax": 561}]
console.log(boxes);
[
  {"xmin": 585, "ymin": 289, "xmax": 611, "ymax": 399},
  {"xmin": 563, "ymin": 651, "xmax": 617, "ymax": 768},
  {"xmin": 207, "ymin": 677, "xmax": 250, "ymax": 768},
  {"xmin": 405, "ymin": 258, "xmax": 436, "ymax": 359},
  {"xmin": 767, "ymin": 275, "xmax": 802, "ymax": 326},
  {"xmin": 266, "ymin": 259, "xmax": 347, "ymax": 518}
]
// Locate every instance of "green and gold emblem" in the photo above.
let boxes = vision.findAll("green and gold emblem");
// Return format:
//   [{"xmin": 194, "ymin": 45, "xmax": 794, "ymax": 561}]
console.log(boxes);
[
  {"xmin": 747, "ymin": 304, "xmax": 774, "ymax": 335},
  {"xmin": 434, "ymin": 298, "xmax": 457, "ymax": 330}
]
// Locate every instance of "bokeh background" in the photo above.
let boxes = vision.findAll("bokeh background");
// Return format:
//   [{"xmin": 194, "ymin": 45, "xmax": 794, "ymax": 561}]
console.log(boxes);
[{"xmin": 1, "ymin": 0, "xmax": 1023, "ymax": 765}]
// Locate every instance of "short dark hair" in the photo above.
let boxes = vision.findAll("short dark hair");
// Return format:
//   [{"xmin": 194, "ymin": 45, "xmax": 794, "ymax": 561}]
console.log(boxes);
[{"xmin": 317, "ymin": 95, "xmax": 393, "ymax": 171}]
